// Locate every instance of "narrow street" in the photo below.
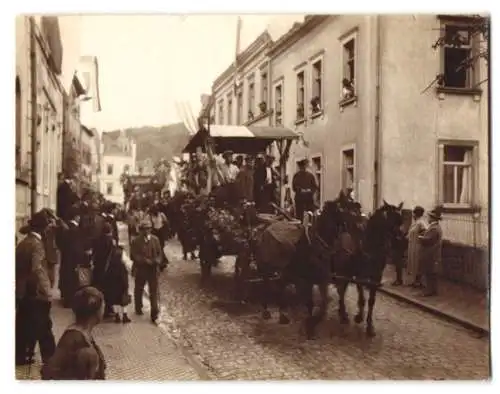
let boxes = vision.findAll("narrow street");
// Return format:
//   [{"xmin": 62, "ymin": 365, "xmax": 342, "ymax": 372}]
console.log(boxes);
[{"xmin": 119, "ymin": 225, "xmax": 489, "ymax": 380}]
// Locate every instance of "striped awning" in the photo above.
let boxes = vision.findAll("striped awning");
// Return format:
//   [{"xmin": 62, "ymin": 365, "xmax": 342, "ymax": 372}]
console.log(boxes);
[{"xmin": 183, "ymin": 125, "xmax": 298, "ymax": 154}]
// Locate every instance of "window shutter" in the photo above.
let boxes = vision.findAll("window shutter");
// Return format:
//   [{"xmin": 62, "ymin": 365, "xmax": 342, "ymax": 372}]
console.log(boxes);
[
  {"xmin": 437, "ymin": 143, "xmax": 444, "ymax": 205},
  {"xmin": 472, "ymin": 144, "xmax": 479, "ymax": 206}
]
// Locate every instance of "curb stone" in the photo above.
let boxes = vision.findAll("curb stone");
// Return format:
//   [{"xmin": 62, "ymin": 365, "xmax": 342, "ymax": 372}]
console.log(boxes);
[{"xmin": 378, "ymin": 283, "xmax": 489, "ymax": 337}]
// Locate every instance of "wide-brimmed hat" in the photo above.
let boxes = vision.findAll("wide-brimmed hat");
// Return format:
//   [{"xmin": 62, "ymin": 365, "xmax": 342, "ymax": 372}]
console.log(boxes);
[
  {"xmin": 20, "ymin": 210, "xmax": 51, "ymax": 234},
  {"xmin": 428, "ymin": 206, "xmax": 443, "ymax": 221},
  {"xmin": 222, "ymin": 150, "xmax": 234, "ymax": 158}
]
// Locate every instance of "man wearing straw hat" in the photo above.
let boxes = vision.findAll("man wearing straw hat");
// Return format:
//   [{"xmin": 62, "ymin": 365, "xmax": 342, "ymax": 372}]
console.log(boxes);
[
  {"xmin": 130, "ymin": 218, "xmax": 164, "ymax": 323},
  {"xmin": 221, "ymin": 150, "xmax": 239, "ymax": 183},
  {"xmin": 418, "ymin": 206, "xmax": 443, "ymax": 297}
]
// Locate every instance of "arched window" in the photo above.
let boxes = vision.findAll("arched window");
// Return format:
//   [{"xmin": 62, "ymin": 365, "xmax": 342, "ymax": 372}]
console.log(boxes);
[{"xmin": 15, "ymin": 77, "xmax": 21, "ymax": 170}]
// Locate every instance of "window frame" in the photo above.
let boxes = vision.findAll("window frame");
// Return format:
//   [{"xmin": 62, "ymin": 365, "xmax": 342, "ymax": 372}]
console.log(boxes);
[
  {"xmin": 247, "ymin": 75, "xmax": 255, "ymax": 120},
  {"xmin": 260, "ymin": 70, "xmax": 269, "ymax": 111},
  {"xmin": 311, "ymin": 154, "xmax": 324, "ymax": 207},
  {"xmin": 15, "ymin": 77, "xmax": 22, "ymax": 171},
  {"xmin": 226, "ymin": 93, "xmax": 233, "ymax": 125},
  {"xmin": 236, "ymin": 87, "xmax": 243, "ymax": 125},
  {"xmin": 295, "ymin": 67, "xmax": 307, "ymax": 123},
  {"xmin": 437, "ymin": 139, "xmax": 479, "ymax": 210},
  {"xmin": 273, "ymin": 77, "xmax": 284, "ymax": 126},
  {"xmin": 310, "ymin": 52, "xmax": 325, "ymax": 118},
  {"xmin": 106, "ymin": 182, "xmax": 113, "ymax": 196},
  {"xmin": 340, "ymin": 145, "xmax": 356, "ymax": 195},
  {"xmin": 218, "ymin": 99, "xmax": 224, "ymax": 124},
  {"xmin": 339, "ymin": 28, "xmax": 359, "ymax": 107},
  {"xmin": 107, "ymin": 163, "xmax": 113, "ymax": 176},
  {"xmin": 438, "ymin": 16, "xmax": 481, "ymax": 93}
]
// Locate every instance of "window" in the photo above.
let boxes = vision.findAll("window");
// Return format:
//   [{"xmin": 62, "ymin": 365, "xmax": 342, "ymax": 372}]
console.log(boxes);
[
  {"xmin": 218, "ymin": 100, "xmax": 224, "ymax": 124},
  {"xmin": 106, "ymin": 182, "xmax": 113, "ymax": 195},
  {"xmin": 260, "ymin": 71, "xmax": 268, "ymax": 111},
  {"xmin": 296, "ymin": 70, "xmax": 305, "ymax": 120},
  {"xmin": 107, "ymin": 163, "xmax": 113, "ymax": 175},
  {"xmin": 248, "ymin": 78, "xmax": 255, "ymax": 119},
  {"xmin": 342, "ymin": 37, "xmax": 356, "ymax": 99},
  {"xmin": 342, "ymin": 148, "xmax": 355, "ymax": 191},
  {"xmin": 15, "ymin": 77, "xmax": 21, "ymax": 170},
  {"xmin": 440, "ymin": 143, "xmax": 476, "ymax": 206},
  {"xmin": 236, "ymin": 89, "xmax": 243, "ymax": 124},
  {"xmin": 311, "ymin": 59, "xmax": 323, "ymax": 114},
  {"xmin": 312, "ymin": 156, "xmax": 322, "ymax": 206},
  {"xmin": 441, "ymin": 22, "xmax": 475, "ymax": 89},
  {"xmin": 123, "ymin": 164, "xmax": 130, "ymax": 173},
  {"xmin": 227, "ymin": 94, "xmax": 233, "ymax": 125},
  {"xmin": 274, "ymin": 83, "xmax": 283, "ymax": 126}
]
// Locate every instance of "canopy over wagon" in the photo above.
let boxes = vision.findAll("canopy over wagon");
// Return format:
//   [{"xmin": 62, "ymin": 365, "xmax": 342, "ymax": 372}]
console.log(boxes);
[{"xmin": 182, "ymin": 125, "xmax": 299, "ymax": 155}]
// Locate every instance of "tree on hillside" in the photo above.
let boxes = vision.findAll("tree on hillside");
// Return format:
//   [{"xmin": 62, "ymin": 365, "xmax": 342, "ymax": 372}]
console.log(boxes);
[{"xmin": 423, "ymin": 14, "xmax": 489, "ymax": 93}]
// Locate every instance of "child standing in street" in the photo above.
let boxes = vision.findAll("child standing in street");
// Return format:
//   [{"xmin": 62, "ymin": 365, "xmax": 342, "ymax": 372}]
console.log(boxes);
[{"xmin": 105, "ymin": 245, "xmax": 132, "ymax": 323}]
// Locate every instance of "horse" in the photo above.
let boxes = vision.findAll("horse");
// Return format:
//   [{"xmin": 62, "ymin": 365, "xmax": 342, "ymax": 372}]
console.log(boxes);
[
  {"xmin": 332, "ymin": 194, "xmax": 404, "ymax": 337},
  {"xmin": 255, "ymin": 196, "xmax": 349, "ymax": 339},
  {"xmin": 255, "ymin": 192, "xmax": 404, "ymax": 339}
]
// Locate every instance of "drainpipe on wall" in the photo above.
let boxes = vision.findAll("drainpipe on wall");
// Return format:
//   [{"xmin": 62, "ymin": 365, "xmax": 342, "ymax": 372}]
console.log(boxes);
[
  {"xmin": 372, "ymin": 15, "xmax": 382, "ymax": 211},
  {"xmin": 29, "ymin": 17, "xmax": 38, "ymax": 216}
]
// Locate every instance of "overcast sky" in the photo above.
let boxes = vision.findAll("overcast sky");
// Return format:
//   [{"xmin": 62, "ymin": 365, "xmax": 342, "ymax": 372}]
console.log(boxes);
[{"xmin": 78, "ymin": 14, "xmax": 304, "ymax": 131}]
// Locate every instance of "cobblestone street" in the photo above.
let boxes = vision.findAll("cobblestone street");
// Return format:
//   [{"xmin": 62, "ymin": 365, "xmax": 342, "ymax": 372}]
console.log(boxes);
[{"xmin": 155, "ymin": 239, "xmax": 490, "ymax": 380}]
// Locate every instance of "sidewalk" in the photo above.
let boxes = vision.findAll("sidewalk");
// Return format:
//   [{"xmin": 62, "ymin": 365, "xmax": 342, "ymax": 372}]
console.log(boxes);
[
  {"xmin": 16, "ymin": 253, "xmax": 203, "ymax": 381},
  {"xmin": 380, "ymin": 265, "xmax": 489, "ymax": 335}
]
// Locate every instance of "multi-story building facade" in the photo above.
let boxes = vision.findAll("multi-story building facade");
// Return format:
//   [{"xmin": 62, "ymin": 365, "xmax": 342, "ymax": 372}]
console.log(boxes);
[
  {"xmin": 209, "ymin": 14, "xmax": 489, "ymax": 252},
  {"xmin": 99, "ymin": 131, "xmax": 137, "ymax": 205},
  {"xmin": 16, "ymin": 16, "xmax": 65, "ymax": 230},
  {"xmin": 16, "ymin": 16, "xmax": 101, "ymax": 233}
]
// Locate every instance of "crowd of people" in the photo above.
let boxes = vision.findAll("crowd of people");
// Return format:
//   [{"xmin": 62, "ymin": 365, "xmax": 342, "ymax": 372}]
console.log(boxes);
[{"xmin": 15, "ymin": 176, "xmax": 168, "ymax": 380}]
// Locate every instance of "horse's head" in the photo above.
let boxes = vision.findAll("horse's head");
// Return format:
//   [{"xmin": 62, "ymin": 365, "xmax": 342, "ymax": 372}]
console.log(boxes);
[
  {"xmin": 369, "ymin": 200, "xmax": 404, "ymax": 242},
  {"xmin": 314, "ymin": 199, "xmax": 349, "ymax": 246}
]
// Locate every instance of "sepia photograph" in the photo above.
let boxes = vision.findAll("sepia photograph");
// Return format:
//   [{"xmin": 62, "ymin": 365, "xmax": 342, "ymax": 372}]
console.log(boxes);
[{"xmin": 12, "ymin": 7, "xmax": 491, "ymax": 382}]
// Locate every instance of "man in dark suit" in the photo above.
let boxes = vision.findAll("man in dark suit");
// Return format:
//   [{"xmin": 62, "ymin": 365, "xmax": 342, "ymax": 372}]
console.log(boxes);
[
  {"xmin": 235, "ymin": 155, "xmax": 255, "ymax": 203},
  {"xmin": 56, "ymin": 207, "xmax": 86, "ymax": 307},
  {"xmin": 56, "ymin": 174, "xmax": 79, "ymax": 222},
  {"xmin": 16, "ymin": 211, "xmax": 56, "ymax": 366},
  {"xmin": 130, "ymin": 220, "xmax": 165, "ymax": 323}
]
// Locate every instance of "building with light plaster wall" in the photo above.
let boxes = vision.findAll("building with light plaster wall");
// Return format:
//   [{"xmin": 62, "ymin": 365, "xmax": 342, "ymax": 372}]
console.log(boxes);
[
  {"xmin": 208, "ymin": 14, "xmax": 489, "ymax": 250},
  {"xmin": 16, "ymin": 16, "xmax": 65, "ymax": 230},
  {"xmin": 99, "ymin": 131, "xmax": 137, "ymax": 205}
]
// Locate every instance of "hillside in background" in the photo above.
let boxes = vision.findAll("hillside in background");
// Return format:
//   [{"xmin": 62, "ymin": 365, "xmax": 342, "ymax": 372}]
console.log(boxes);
[{"xmin": 103, "ymin": 123, "xmax": 192, "ymax": 163}]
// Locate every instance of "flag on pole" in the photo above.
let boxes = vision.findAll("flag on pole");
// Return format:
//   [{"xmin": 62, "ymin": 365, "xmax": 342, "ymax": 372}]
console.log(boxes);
[
  {"xmin": 233, "ymin": 16, "xmax": 243, "ymax": 94},
  {"xmin": 79, "ymin": 56, "xmax": 102, "ymax": 112}
]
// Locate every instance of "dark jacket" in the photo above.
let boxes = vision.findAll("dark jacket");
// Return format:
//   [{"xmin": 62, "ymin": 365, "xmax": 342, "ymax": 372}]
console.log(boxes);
[
  {"xmin": 130, "ymin": 234, "xmax": 163, "ymax": 267},
  {"xmin": 292, "ymin": 170, "xmax": 317, "ymax": 201},
  {"xmin": 235, "ymin": 166, "xmax": 254, "ymax": 201},
  {"xmin": 16, "ymin": 233, "xmax": 51, "ymax": 302},
  {"xmin": 104, "ymin": 247, "xmax": 130, "ymax": 306}
]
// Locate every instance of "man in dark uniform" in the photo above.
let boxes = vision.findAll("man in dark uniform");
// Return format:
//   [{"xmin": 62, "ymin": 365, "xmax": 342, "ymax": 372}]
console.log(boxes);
[
  {"xmin": 292, "ymin": 158, "xmax": 318, "ymax": 221},
  {"xmin": 130, "ymin": 220, "xmax": 165, "ymax": 323},
  {"xmin": 16, "ymin": 211, "xmax": 56, "ymax": 366}
]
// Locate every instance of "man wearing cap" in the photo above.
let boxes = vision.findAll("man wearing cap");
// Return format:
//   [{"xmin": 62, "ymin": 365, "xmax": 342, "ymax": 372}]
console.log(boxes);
[
  {"xmin": 16, "ymin": 210, "xmax": 56, "ymax": 366},
  {"xmin": 235, "ymin": 155, "xmax": 255, "ymax": 202},
  {"xmin": 221, "ymin": 150, "xmax": 239, "ymax": 183},
  {"xmin": 130, "ymin": 219, "xmax": 164, "ymax": 323},
  {"xmin": 292, "ymin": 158, "xmax": 318, "ymax": 221},
  {"xmin": 418, "ymin": 206, "xmax": 443, "ymax": 297}
]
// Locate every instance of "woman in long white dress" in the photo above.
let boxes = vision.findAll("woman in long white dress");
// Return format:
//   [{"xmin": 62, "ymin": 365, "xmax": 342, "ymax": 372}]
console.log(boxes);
[{"xmin": 406, "ymin": 206, "xmax": 428, "ymax": 287}]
